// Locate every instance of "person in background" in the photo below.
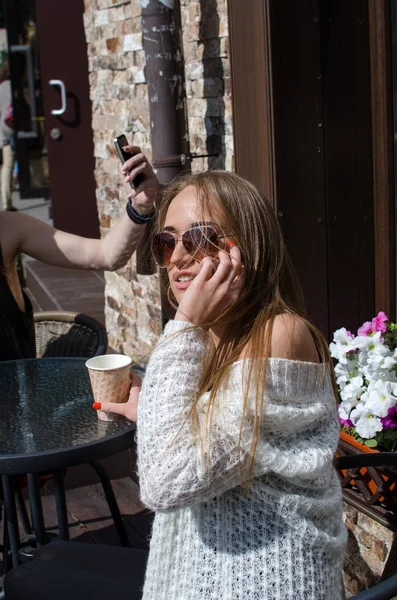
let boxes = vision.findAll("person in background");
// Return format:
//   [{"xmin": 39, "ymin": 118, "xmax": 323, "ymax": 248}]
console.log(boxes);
[
  {"xmin": 0, "ymin": 146, "xmax": 158, "ymax": 362},
  {"xmin": 0, "ymin": 59, "xmax": 15, "ymax": 211}
]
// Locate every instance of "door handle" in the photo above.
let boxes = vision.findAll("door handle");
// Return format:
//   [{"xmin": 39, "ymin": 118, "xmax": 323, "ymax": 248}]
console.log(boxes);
[{"xmin": 49, "ymin": 79, "xmax": 67, "ymax": 115}]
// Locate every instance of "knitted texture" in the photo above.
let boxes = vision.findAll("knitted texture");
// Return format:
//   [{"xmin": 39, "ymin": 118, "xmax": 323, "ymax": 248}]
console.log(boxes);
[{"xmin": 137, "ymin": 320, "xmax": 347, "ymax": 600}]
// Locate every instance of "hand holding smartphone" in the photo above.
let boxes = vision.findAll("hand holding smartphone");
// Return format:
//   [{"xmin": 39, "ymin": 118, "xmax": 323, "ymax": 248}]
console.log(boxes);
[{"xmin": 114, "ymin": 134, "xmax": 146, "ymax": 189}]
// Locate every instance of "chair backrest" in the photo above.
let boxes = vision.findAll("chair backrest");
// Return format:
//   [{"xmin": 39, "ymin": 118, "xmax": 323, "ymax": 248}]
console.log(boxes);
[{"xmin": 34, "ymin": 311, "xmax": 108, "ymax": 358}]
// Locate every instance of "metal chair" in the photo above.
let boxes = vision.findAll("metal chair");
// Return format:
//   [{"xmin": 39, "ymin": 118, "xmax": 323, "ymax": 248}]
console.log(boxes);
[
  {"xmin": 11, "ymin": 311, "xmax": 130, "ymax": 559},
  {"xmin": 34, "ymin": 311, "xmax": 108, "ymax": 358},
  {"xmin": 336, "ymin": 453, "xmax": 397, "ymax": 599}
]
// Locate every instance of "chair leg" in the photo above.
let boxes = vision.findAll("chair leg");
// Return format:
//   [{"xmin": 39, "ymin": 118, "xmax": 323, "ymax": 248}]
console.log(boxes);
[
  {"xmin": 15, "ymin": 491, "xmax": 32, "ymax": 535},
  {"xmin": 89, "ymin": 461, "xmax": 130, "ymax": 547}
]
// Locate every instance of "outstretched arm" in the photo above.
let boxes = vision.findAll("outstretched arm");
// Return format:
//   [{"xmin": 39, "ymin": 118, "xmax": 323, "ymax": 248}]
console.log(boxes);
[{"xmin": 1, "ymin": 149, "xmax": 158, "ymax": 271}]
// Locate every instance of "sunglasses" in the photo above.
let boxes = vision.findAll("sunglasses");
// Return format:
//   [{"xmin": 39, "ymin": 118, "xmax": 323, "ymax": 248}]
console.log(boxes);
[{"xmin": 152, "ymin": 225, "xmax": 230, "ymax": 267}]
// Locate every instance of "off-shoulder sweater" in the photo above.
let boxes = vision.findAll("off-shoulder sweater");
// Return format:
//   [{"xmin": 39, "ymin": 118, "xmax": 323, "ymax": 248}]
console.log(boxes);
[{"xmin": 137, "ymin": 320, "xmax": 347, "ymax": 600}]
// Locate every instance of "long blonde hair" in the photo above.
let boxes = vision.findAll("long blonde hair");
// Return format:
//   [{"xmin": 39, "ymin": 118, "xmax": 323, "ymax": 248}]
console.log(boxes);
[{"xmin": 157, "ymin": 171, "xmax": 335, "ymax": 483}]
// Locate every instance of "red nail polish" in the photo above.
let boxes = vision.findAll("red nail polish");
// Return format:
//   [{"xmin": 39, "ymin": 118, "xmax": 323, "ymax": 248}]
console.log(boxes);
[
  {"xmin": 92, "ymin": 402, "xmax": 101, "ymax": 410},
  {"xmin": 228, "ymin": 241, "xmax": 236, "ymax": 247}
]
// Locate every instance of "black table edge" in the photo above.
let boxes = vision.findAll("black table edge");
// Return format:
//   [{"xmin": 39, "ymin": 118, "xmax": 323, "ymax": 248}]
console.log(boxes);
[{"xmin": 0, "ymin": 424, "xmax": 136, "ymax": 475}]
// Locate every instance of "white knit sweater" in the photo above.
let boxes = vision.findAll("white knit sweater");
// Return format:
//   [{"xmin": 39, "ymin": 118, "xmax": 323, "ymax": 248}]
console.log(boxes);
[{"xmin": 137, "ymin": 320, "xmax": 347, "ymax": 600}]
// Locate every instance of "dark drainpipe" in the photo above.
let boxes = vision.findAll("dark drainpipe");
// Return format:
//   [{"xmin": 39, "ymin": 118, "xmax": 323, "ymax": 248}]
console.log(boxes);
[
  {"xmin": 141, "ymin": 0, "xmax": 190, "ymax": 183},
  {"xmin": 137, "ymin": 0, "xmax": 189, "ymax": 322}
]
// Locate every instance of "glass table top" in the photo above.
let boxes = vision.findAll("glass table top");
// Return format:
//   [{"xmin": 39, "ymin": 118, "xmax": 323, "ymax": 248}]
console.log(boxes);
[{"xmin": 0, "ymin": 358, "xmax": 134, "ymax": 456}]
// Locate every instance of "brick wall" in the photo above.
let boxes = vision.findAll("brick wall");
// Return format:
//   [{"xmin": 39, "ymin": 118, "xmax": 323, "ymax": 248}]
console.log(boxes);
[{"xmin": 83, "ymin": 0, "xmax": 233, "ymax": 362}]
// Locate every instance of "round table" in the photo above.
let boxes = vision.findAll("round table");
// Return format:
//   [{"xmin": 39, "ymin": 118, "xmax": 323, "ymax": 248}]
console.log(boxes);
[{"xmin": 0, "ymin": 357, "xmax": 136, "ymax": 569}]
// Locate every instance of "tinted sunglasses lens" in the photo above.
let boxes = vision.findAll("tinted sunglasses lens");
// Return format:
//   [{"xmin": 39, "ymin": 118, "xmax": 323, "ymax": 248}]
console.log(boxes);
[
  {"xmin": 152, "ymin": 232, "xmax": 176, "ymax": 267},
  {"xmin": 182, "ymin": 226, "xmax": 219, "ymax": 255}
]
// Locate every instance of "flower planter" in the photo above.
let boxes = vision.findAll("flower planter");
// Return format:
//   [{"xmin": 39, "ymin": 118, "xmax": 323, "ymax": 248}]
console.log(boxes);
[{"xmin": 337, "ymin": 431, "xmax": 397, "ymax": 528}]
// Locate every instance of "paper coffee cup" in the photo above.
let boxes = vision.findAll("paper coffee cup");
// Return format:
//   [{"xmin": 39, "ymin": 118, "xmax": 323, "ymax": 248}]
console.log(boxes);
[{"xmin": 85, "ymin": 354, "xmax": 132, "ymax": 421}]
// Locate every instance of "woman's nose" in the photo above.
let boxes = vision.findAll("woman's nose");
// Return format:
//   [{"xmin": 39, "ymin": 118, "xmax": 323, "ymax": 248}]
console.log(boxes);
[{"xmin": 169, "ymin": 239, "xmax": 191, "ymax": 266}]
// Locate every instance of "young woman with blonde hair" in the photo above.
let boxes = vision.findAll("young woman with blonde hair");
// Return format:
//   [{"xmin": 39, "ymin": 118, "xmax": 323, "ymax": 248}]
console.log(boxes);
[{"xmin": 5, "ymin": 169, "xmax": 347, "ymax": 600}]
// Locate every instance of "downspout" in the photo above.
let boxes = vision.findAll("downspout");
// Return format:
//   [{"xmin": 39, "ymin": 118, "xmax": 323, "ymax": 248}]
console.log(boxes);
[
  {"xmin": 137, "ymin": 0, "xmax": 190, "ymax": 284},
  {"xmin": 141, "ymin": 0, "xmax": 190, "ymax": 183}
]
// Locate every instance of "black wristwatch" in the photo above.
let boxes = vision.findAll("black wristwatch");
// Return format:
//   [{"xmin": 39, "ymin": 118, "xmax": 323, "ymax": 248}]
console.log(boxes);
[{"xmin": 126, "ymin": 198, "xmax": 155, "ymax": 225}]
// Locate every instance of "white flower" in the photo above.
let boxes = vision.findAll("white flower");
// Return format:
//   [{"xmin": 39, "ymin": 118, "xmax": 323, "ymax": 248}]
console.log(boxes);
[
  {"xmin": 366, "ymin": 380, "xmax": 397, "ymax": 417},
  {"xmin": 350, "ymin": 403, "xmax": 383, "ymax": 439},
  {"xmin": 339, "ymin": 398, "xmax": 359, "ymax": 421},
  {"xmin": 330, "ymin": 328, "xmax": 356, "ymax": 364},
  {"xmin": 355, "ymin": 331, "xmax": 385, "ymax": 353},
  {"xmin": 340, "ymin": 376, "xmax": 364, "ymax": 403},
  {"xmin": 335, "ymin": 360, "xmax": 360, "ymax": 389}
]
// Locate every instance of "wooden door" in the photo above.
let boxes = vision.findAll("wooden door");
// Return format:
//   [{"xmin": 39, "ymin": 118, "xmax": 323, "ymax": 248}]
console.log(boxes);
[
  {"xmin": 6, "ymin": 0, "xmax": 99, "ymax": 237},
  {"xmin": 35, "ymin": 0, "xmax": 99, "ymax": 237}
]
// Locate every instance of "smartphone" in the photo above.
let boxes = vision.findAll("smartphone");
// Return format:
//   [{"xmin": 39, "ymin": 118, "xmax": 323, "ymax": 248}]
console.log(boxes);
[{"xmin": 113, "ymin": 134, "xmax": 146, "ymax": 189}]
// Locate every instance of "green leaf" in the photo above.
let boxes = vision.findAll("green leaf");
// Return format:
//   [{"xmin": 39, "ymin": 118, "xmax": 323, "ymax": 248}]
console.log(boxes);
[{"xmin": 364, "ymin": 439, "xmax": 378, "ymax": 448}]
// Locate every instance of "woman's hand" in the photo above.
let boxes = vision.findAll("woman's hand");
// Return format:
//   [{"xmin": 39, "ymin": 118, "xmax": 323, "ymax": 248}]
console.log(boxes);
[
  {"xmin": 93, "ymin": 372, "xmax": 141, "ymax": 422},
  {"xmin": 175, "ymin": 245, "xmax": 244, "ymax": 327},
  {"xmin": 120, "ymin": 145, "xmax": 158, "ymax": 215}
]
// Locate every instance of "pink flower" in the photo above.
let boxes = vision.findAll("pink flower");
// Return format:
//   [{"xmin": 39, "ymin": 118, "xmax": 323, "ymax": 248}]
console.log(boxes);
[
  {"xmin": 346, "ymin": 331, "xmax": 354, "ymax": 339},
  {"xmin": 357, "ymin": 321, "xmax": 376, "ymax": 336},
  {"xmin": 372, "ymin": 311, "xmax": 388, "ymax": 334}
]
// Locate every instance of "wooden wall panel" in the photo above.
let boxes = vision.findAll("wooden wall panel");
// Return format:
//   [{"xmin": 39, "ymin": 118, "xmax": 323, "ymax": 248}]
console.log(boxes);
[
  {"xmin": 369, "ymin": 0, "xmax": 395, "ymax": 320},
  {"xmin": 228, "ymin": 0, "xmax": 275, "ymax": 203},
  {"xmin": 270, "ymin": 0, "xmax": 329, "ymax": 335},
  {"xmin": 323, "ymin": 0, "xmax": 375, "ymax": 335}
]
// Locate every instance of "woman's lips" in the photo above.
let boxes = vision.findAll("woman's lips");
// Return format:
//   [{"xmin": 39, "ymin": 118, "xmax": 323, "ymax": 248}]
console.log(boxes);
[
  {"xmin": 174, "ymin": 280, "xmax": 193, "ymax": 290},
  {"xmin": 173, "ymin": 273, "xmax": 196, "ymax": 290}
]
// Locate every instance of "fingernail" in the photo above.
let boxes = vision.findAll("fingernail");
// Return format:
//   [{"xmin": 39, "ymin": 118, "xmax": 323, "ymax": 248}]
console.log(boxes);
[
  {"xmin": 92, "ymin": 402, "xmax": 101, "ymax": 410},
  {"xmin": 228, "ymin": 241, "xmax": 236, "ymax": 247}
]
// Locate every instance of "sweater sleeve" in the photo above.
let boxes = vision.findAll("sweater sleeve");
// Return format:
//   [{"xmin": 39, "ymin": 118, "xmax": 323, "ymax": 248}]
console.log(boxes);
[{"xmin": 137, "ymin": 320, "xmax": 339, "ymax": 511}]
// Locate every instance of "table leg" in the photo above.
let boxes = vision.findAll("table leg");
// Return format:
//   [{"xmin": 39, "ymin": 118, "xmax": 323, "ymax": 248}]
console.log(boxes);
[
  {"xmin": 1, "ymin": 476, "xmax": 20, "ymax": 568},
  {"xmin": 53, "ymin": 469, "xmax": 69, "ymax": 541},
  {"xmin": 26, "ymin": 473, "xmax": 45, "ymax": 547},
  {"xmin": 2, "ymin": 505, "xmax": 13, "ymax": 574},
  {"xmin": 15, "ymin": 490, "xmax": 32, "ymax": 535},
  {"xmin": 89, "ymin": 460, "xmax": 130, "ymax": 547}
]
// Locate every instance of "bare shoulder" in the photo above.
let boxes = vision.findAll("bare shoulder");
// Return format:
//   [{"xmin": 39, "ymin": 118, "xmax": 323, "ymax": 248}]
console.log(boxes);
[{"xmin": 270, "ymin": 314, "xmax": 319, "ymax": 363}]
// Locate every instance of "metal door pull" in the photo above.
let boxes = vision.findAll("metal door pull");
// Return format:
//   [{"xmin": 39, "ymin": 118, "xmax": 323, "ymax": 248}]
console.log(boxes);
[{"xmin": 49, "ymin": 79, "xmax": 67, "ymax": 115}]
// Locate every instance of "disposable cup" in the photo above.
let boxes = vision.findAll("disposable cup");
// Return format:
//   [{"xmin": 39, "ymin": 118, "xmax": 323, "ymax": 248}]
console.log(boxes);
[{"xmin": 85, "ymin": 354, "xmax": 132, "ymax": 422}]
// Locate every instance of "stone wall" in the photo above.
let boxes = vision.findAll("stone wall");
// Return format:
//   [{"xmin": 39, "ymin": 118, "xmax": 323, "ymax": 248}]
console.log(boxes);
[
  {"xmin": 343, "ymin": 502, "xmax": 396, "ymax": 597},
  {"xmin": 181, "ymin": 0, "xmax": 233, "ymax": 173},
  {"xmin": 83, "ymin": 0, "xmax": 233, "ymax": 362}
]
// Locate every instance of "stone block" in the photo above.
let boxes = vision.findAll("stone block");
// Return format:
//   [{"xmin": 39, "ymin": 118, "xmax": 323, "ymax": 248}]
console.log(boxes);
[
  {"xmin": 124, "ymin": 0, "xmax": 141, "ymax": 19},
  {"xmin": 123, "ymin": 33, "xmax": 143, "ymax": 52},
  {"xmin": 95, "ymin": 9, "xmax": 109, "ymax": 26},
  {"xmin": 184, "ymin": 22, "xmax": 200, "ymax": 42},
  {"xmin": 183, "ymin": 41, "xmax": 198, "ymax": 63},
  {"xmin": 186, "ymin": 78, "xmax": 204, "ymax": 98},
  {"xmin": 106, "ymin": 37, "xmax": 121, "ymax": 53},
  {"xmin": 97, "ymin": 23, "xmax": 118, "ymax": 42},
  {"xmin": 97, "ymin": 0, "xmax": 129, "ymax": 9},
  {"xmin": 203, "ymin": 77, "xmax": 224, "ymax": 97},
  {"xmin": 187, "ymin": 2, "xmax": 200, "ymax": 23},
  {"xmin": 374, "ymin": 539, "xmax": 388, "ymax": 562},
  {"xmin": 185, "ymin": 61, "xmax": 203, "ymax": 80},
  {"xmin": 108, "ymin": 4, "xmax": 125, "ymax": 22}
]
